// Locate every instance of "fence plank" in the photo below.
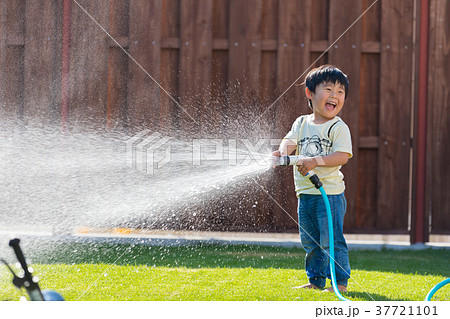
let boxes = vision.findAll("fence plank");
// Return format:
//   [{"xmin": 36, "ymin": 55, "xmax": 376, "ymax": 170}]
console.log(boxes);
[
  {"xmin": 354, "ymin": 0, "xmax": 381, "ymax": 230},
  {"xmin": 362, "ymin": 0, "xmax": 380, "ymax": 42},
  {"xmin": 179, "ymin": 0, "xmax": 212, "ymax": 135},
  {"xmin": 228, "ymin": 0, "xmax": 262, "ymax": 115},
  {"xmin": 328, "ymin": 0, "xmax": 362, "ymax": 232},
  {"xmin": 69, "ymin": 0, "xmax": 109, "ymax": 127},
  {"xmin": 22, "ymin": 0, "xmax": 62, "ymax": 125},
  {"xmin": 106, "ymin": 0, "xmax": 129, "ymax": 129},
  {"xmin": 355, "ymin": 53, "xmax": 380, "ymax": 230},
  {"xmin": 210, "ymin": 0, "xmax": 228, "ymax": 135},
  {"xmin": 1, "ymin": 0, "xmax": 26, "ymax": 120},
  {"xmin": 159, "ymin": 0, "xmax": 179, "ymax": 132},
  {"xmin": 251, "ymin": 0, "xmax": 278, "ymax": 229},
  {"xmin": 309, "ymin": 1, "xmax": 328, "ymax": 88},
  {"xmin": 311, "ymin": 0, "xmax": 328, "ymax": 41},
  {"xmin": 259, "ymin": 0, "xmax": 279, "ymax": 229},
  {"xmin": 272, "ymin": 0, "xmax": 312, "ymax": 229},
  {"xmin": 276, "ymin": 0, "xmax": 311, "ymax": 129},
  {"xmin": 128, "ymin": 0, "xmax": 161, "ymax": 133},
  {"xmin": 378, "ymin": 0, "xmax": 414, "ymax": 232},
  {"xmin": 260, "ymin": 0, "xmax": 278, "ymax": 107},
  {"xmin": 427, "ymin": 0, "xmax": 450, "ymax": 234}
]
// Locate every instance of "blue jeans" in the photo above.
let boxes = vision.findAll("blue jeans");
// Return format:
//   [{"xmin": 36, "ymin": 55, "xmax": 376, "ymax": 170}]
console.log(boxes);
[{"xmin": 298, "ymin": 192, "xmax": 350, "ymax": 288}]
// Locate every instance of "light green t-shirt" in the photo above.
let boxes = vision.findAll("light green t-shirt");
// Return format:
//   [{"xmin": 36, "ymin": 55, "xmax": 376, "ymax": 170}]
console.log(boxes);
[{"xmin": 283, "ymin": 114, "xmax": 353, "ymax": 196}]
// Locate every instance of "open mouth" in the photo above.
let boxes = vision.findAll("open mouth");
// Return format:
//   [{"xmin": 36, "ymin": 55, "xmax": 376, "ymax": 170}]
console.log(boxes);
[{"xmin": 325, "ymin": 101, "xmax": 337, "ymax": 111}]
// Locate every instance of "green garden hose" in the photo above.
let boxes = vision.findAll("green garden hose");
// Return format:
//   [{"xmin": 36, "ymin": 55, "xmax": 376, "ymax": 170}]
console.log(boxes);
[{"xmin": 274, "ymin": 155, "xmax": 449, "ymax": 301}]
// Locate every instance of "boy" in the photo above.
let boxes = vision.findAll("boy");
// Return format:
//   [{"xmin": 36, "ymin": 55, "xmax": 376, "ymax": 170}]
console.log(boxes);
[{"xmin": 272, "ymin": 65, "xmax": 352, "ymax": 292}]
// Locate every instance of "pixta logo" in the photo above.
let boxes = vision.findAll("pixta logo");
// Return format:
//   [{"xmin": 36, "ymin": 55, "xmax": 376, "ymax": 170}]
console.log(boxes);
[
  {"xmin": 125, "ymin": 130, "xmax": 172, "ymax": 175},
  {"xmin": 126, "ymin": 130, "xmax": 281, "ymax": 175}
]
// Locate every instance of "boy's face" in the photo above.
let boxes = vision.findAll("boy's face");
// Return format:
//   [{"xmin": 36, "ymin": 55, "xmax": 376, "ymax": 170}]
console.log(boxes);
[{"xmin": 306, "ymin": 82, "xmax": 346, "ymax": 123}]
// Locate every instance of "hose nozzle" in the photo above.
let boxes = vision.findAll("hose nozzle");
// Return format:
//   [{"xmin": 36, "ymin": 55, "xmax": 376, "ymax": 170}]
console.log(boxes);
[
  {"xmin": 271, "ymin": 155, "xmax": 299, "ymax": 166},
  {"xmin": 272, "ymin": 155, "xmax": 323, "ymax": 189}
]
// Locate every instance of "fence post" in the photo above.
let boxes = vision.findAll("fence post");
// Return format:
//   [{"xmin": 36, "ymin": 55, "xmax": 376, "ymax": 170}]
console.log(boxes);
[{"xmin": 412, "ymin": 0, "xmax": 429, "ymax": 244}]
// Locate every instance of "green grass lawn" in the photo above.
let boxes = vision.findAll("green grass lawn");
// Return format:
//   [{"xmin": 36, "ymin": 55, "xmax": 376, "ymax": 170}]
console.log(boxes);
[{"xmin": 0, "ymin": 242, "xmax": 449, "ymax": 301}]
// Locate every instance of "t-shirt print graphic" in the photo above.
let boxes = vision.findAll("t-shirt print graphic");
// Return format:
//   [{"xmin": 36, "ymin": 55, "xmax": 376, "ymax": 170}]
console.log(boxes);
[{"xmin": 299, "ymin": 135, "xmax": 333, "ymax": 157}]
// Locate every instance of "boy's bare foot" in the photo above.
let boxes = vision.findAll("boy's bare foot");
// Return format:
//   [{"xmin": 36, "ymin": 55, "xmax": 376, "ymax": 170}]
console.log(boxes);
[
  {"xmin": 292, "ymin": 283, "xmax": 321, "ymax": 290},
  {"xmin": 323, "ymin": 284, "xmax": 348, "ymax": 293}
]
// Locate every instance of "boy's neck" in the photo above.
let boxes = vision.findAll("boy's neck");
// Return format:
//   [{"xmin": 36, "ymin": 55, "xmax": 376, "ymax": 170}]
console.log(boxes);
[{"xmin": 311, "ymin": 113, "xmax": 336, "ymax": 124}]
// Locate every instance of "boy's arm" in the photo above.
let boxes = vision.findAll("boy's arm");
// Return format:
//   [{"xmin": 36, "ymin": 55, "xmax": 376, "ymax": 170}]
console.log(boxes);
[
  {"xmin": 272, "ymin": 139, "xmax": 297, "ymax": 157},
  {"xmin": 297, "ymin": 152, "xmax": 350, "ymax": 176}
]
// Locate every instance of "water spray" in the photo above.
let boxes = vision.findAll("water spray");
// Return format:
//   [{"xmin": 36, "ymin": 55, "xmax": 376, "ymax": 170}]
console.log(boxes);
[{"xmin": 273, "ymin": 155, "xmax": 449, "ymax": 301}]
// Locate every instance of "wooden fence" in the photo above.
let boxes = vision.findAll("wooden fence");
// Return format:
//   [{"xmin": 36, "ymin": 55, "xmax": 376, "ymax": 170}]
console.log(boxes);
[{"xmin": 0, "ymin": 0, "xmax": 448, "ymax": 240}]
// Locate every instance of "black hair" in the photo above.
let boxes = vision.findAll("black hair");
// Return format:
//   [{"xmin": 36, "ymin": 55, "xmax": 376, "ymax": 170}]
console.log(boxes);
[{"xmin": 304, "ymin": 65, "xmax": 349, "ymax": 109}]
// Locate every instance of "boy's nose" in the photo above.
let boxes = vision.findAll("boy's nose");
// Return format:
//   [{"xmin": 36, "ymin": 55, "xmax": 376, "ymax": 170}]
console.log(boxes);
[{"xmin": 330, "ymin": 89, "xmax": 340, "ymax": 98}]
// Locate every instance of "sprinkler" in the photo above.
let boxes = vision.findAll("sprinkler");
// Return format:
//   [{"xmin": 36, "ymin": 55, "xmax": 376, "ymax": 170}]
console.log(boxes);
[
  {"xmin": 1, "ymin": 238, "xmax": 65, "ymax": 301},
  {"xmin": 273, "ymin": 155, "xmax": 449, "ymax": 301}
]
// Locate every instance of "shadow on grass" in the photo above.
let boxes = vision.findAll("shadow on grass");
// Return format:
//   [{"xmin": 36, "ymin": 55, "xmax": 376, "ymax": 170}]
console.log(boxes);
[
  {"xmin": 348, "ymin": 248, "xmax": 450, "ymax": 277},
  {"xmin": 26, "ymin": 240, "xmax": 306, "ymax": 270},
  {"xmin": 345, "ymin": 291, "xmax": 408, "ymax": 301},
  {"xmin": 4, "ymin": 236, "xmax": 450, "ymax": 277}
]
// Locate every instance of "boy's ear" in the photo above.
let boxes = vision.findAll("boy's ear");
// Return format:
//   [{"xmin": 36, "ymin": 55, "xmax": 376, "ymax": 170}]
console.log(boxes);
[{"xmin": 305, "ymin": 87, "xmax": 313, "ymax": 99}]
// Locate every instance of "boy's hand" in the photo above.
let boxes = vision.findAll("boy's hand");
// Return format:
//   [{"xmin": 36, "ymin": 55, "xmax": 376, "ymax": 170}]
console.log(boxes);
[
  {"xmin": 296, "ymin": 152, "xmax": 350, "ymax": 175},
  {"xmin": 297, "ymin": 157, "xmax": 317, "ymax": 176},
  {"xmin": 272, "ymin": 150, "xmax": 282, "ymax": 157},
  {"xmin": 271, "ymin": 150, "xmax": 282, "ymax": 167}
]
